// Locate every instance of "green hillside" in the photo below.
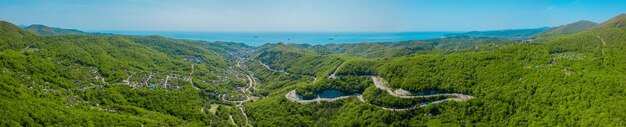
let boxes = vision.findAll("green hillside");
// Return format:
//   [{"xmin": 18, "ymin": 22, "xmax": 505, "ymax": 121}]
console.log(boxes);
[
  {"xmin": 2, "ymin": 13, "xmax": 626, "ymax": 126},
  {"xmin": 24, "ymin": 24, "xmax": 111, "ymax": 36},
  {"xmin": 535, "ymin": 20, "xmax": 598, "ymax": 36},
  {"xmin": 595, "ymin": 14, "xmax": 626, "ymax": 29},
  {"xmin": 0, "ymin": 21, "xmax": 251, "ymax": 126},
  {"xmin": 242, "ymin": 14, "xmax": 626, "ymax": 126},
  {"xmin": 262, "ymin": 37, "xmax": 522, "ymax": 59}
]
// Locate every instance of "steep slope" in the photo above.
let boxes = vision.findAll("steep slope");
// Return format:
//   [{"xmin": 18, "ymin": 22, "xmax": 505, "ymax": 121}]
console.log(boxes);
[
  {"xmin": 0, "ymin": 21, "xmax": 248, "ymax": 126},
  {"xmin": 25, "ymin": 24, "xmax": 88, "ymax": 35},
  {"xmin": 0, "ymin": 21, "xmax": 37, "ymax": 49},
  {"xmin": 535, "ymin": 20, "xmax": 598, "ymax": 36},
  {"xmin": 255, "ymin": 43, "xmax": 345, "ymax": 77},
  {"xmin": 244, "ymin": 14, "xmax": 626, "ymax": 126},
  {"xmin": 595, "ymin": 13, "xmax": 626, "ymax": 29},
  {"xmin": 0, "ymin": 21, "xmax": 35, "ymax": 36}
]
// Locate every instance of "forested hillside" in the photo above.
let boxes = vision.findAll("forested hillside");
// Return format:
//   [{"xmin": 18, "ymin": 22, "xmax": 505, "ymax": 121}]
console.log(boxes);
[
  {"xmin": 260, "ymin": 37, "xmax": 523, "ymax": 59},
  {"xmin": 242, "ymin": 14, "xmax": 626, "ymax": 126},
  {"xmin": 534, "ymin": 20, "xmax": 598, "ymax": 37},
  {"xmin": 1, "ymin": 13, "xmax": 626, "ymax": 127},
  {"xmin": 24, "ymin": 24, "xmax": 111, "ymax": 36},
  {"xmin": 0, "ymin": 21, "xmax": 253, "ymax": 126}
]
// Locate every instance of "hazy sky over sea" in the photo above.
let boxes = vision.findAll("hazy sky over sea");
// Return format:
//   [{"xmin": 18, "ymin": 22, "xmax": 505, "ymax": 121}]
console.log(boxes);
[{"xmin": 1, "ymin": 0, "xmax": 625, "ymax": 32}]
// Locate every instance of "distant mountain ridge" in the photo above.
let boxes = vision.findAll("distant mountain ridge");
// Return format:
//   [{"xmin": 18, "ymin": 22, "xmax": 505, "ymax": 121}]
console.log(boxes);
[
  {"xmin": 595, "ymin": 13, "xmax": 626, "ymax": 29},
  {"xmin": 0, "ymin": 21, "xmax": 35, "ymax": 36},
  {"xmin": 444, "ymin": 27, "xmax": 550, "ymax": 38},
  {"xmin": 535, "ymin": 20, "xmax": 598, "ymax": 37},
  {"xmin": 24, "ymin": 24, "xmax": 112, "ymax": 36},
  {"xmin": 0, "ymin": 21, "xmax": 37, "ymax": 49}
]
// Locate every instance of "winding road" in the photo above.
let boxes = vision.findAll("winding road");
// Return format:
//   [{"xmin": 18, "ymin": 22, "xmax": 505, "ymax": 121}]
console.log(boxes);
[
  {"xmin": 328, "ymin": 65, "xmax": 341, "ymax": 79},
  {"xmin": 229, "ymin": 114, "xmax": 238, "ymax": 127},
  {"xmin": 259, "ymin": 61, "xmax": 290, "ymax": 75},
  {"xmin": 221, "ymin": 58, "xmax": 258, "ymax": 127},
  {"xmin": 223, "ymin": 60, "xmax": 259, "ymax": 103},
  {"xmin": 596, "ymin": 35, "xmax": 607, "ymax": 55},
  {"xmin": 371, "ymin": 76, "xmax": 473, "ymax": 100},
  {"xmin": 188, "ymin": 64, "xmax": 201, "ymax": 90},
  {"xmin": 285, "ymin": 90, "xmax": 364, "ymax": 103},
  {"xmin": 285, "ymin": 76, "xmax": 474, "ymax": 111}
]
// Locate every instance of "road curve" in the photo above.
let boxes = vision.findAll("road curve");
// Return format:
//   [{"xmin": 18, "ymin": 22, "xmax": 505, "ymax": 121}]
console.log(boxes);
[
  {"xmin": 285, "ymin": 76, "xmax": 475, "ymax": 111},
  {"xmin": 371, "ymin": 76, "xmax": 474, "ymax": 100},
  {"xmin": 285, "ymin": 90, "xmax": 364, "ymax": 103},
  {"xmin": 259, "ymin": 61, "xmax": 290, "ymax": 75}
]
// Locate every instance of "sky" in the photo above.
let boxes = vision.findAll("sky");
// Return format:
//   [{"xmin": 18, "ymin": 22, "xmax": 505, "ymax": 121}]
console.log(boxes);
[{"xmin": 0, "ymin": 0, "xmax": 625, "ymax": 32}]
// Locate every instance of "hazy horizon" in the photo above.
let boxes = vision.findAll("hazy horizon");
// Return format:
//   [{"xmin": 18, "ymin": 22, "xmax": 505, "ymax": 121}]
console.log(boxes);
[{"xmin": 1, "ymin": 0, "xmax": 625, "ymax": 32}]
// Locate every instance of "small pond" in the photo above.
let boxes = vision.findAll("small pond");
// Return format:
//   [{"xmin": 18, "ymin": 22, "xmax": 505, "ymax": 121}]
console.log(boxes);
[
  {"xmin": 318, "ymin": 89, "xmax": 345, "ymax": 98},
  {"xmin": 417, "ymin": 90, "xmax": 441, "ymax": 96}
]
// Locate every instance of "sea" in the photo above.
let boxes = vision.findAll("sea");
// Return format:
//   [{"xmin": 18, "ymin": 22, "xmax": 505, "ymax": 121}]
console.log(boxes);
[{"xmin": 97, "ymin": 31, "xmax": 455, "ymax": 46}]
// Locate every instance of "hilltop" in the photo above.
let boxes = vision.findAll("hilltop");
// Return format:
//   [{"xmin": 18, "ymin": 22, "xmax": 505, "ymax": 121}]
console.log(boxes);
[
  {"xmin": 595, "ymin": 13, "xmax": 626, "ymax": 29},
  {"xmin": 0, "ymin": 21, "xmax": 36, "ymax": 36},
  {"xmin": 24, "ymin": 24, "xmax": 112, "ymax": 36},
  {"xmin": 0, "ymin": 21, "xmax": 37, "ymax": 50},
  {"xmin": 535, "ymin": 20, "xmax": 598, "ymax": 36}
]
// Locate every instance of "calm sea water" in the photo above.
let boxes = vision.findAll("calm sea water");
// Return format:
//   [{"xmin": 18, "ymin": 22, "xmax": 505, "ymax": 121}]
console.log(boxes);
[{"xmin": 99, "ymin": 31, "xmax": 455, "ymax": 46}]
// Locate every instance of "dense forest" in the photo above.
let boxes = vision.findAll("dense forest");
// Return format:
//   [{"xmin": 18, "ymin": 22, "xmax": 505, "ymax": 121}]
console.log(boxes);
[
  {"xmin": 0, "ymin": 21, "xmax": 252, "ymax": 126},
  {"xmin": 243, "ymin": 14, "xmax": 626, "ymax": 126},
  {"xmin": 534, "ymin": 20, "xmax": 598, "ymax": 37},
  {"xmin": 1, "ymin": 13, "xmax": 626, "ymax": 126}
]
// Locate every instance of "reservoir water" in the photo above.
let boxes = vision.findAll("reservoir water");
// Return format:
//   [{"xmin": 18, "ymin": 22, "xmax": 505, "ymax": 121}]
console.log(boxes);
[
  {"xmin": 318, "ymin": 90, "xmax": 345, "ymax": 98},
  {"xmin": 96, "ymin": 31, "xmax": 456, "ymax": 46}
]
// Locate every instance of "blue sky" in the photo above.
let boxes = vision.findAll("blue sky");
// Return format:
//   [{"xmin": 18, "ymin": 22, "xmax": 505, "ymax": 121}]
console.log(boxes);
[{"xmin": 1, "ymin": 0, "xmax": 625, "ymax": 32}]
